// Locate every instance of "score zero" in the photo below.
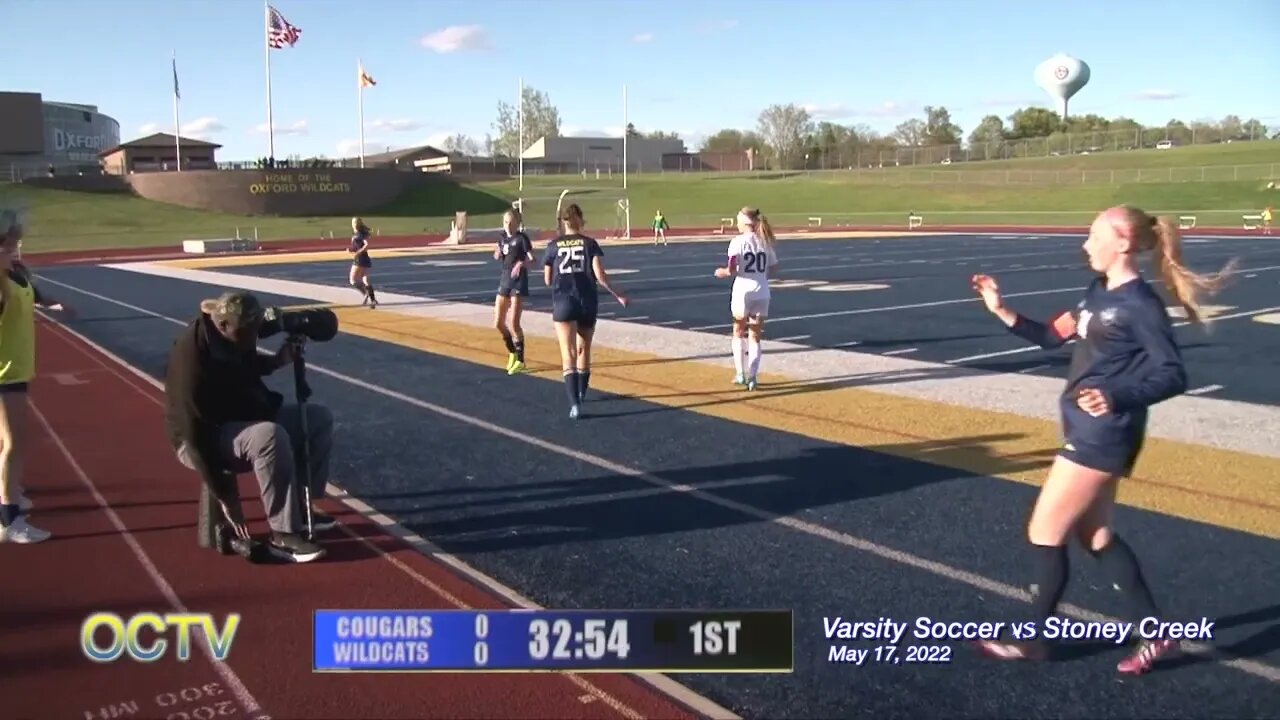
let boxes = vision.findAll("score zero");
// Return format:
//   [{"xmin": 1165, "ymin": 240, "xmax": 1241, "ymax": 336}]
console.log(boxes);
[{"xmin": 690, "ymin": 620, "xmax": 741, "ymax": 655}]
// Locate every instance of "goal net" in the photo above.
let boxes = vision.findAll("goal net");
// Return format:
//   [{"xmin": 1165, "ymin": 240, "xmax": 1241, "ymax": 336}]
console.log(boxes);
[{"xmin": 513, "ymin": 189, "xmax": 631, "ymax": 241}]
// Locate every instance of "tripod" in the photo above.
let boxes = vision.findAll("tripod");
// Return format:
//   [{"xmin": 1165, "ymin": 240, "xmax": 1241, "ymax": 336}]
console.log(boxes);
[{"xmin": 289, "ymin": 334, "xmax": 316, "ymax": 541}]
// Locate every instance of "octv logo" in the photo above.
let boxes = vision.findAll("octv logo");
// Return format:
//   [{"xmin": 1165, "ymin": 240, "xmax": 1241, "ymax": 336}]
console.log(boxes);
[{"xmin": 81, "ymin": 612, "xmax": 241, "ymax": 663}]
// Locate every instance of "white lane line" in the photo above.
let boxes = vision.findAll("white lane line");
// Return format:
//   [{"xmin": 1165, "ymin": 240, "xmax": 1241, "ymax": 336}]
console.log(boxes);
[
  {"xmin": 947, "ymin": 305, "xmax": 1280, "ymax": 364},
  {"xmin": 1187, "ymin": 384, "xmax": 1225, "ymax": 396},
  {"xmin": 773, "ymin": 335, "xmax": 811, "ymax": 343},
  {"xmin": 37, "ymin": 276, "xmax": 1280, "ymax": 685},
  {"xmin": 26, "ymin": 397, "xmax": 270, "ymax": 720},
  {"xmin": 882, "ymin": 348, "xmax": 919, "ymax": 356}
]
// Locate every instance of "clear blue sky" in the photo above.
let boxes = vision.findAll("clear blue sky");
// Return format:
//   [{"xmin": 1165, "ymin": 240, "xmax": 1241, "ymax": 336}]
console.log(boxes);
[{"xmin": 5, "ymin": 0, "xmax": 1276, "ymax": 160}]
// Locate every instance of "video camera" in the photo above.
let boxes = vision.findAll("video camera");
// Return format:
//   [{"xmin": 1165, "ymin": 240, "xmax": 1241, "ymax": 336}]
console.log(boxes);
[
  {"xmin": 259, "ymin": 306, "xmax": 339, "ymax": 342},
  {"xmin": 262, "ymin": 305, "xmax": 338, "ymax": 544}
]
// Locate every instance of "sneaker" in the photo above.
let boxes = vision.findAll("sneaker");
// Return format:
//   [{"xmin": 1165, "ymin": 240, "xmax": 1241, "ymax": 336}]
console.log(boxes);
[
  {"xmin": 733, "ymin": 374, "xmax": 745, "ymax": 386},
  {"xmin": 508, "ymin": 360, "xmax": 526, "ymax": 375},
  {"xmin": 506, "ymin": 353, "xmax": 516, "ymax": 371},
  {"xmin": 0, "ymin": 516, "xmax": 51, "ymax": 544},
  {"xmin": 569, "ymin": 404, "xmax": 581, "ymax": 419},
  {"xmin": 17, "ymin": 494, "xmax": 32, "ymax": 511},
  {"xmin": 746, "ymin": 378, "xmax": 758, "ymax": 391},
  {"xmin": 974, "ymin": 639, "xmax": 1049, "ymax": 662},
  {"xmin": 1117, "ymin": 638, "xmax": 1179, "ymax": 675},
  {"xmin": 267, "ymin": 532, "xmax": 326, "ymax": 563}
]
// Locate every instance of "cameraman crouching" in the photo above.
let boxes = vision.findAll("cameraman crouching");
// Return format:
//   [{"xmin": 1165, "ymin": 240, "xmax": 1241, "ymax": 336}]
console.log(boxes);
[{"xmin": 165, "ymin": 291, "xmax": 334, "ymax": 563}]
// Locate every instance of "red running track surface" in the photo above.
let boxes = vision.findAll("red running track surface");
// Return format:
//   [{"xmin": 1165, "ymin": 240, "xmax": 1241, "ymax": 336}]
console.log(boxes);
[{"xmin": 1, "ymin": 320, "xmax": 709, "ymax": 720}]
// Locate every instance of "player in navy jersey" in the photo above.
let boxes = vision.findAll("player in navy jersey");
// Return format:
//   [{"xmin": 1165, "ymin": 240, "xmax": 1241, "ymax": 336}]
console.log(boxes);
[
  {"xmin": 542, "ymin": 203, "xmax": 629, "ymax": 419},
  {"xmin": 494, "ymin": 208, "xmax": 534, "ymax": 374},
  {"xmin": 348, "ymin": 217, "xmax": 378, "ymax": 308},
  {"xmin": 970, "ymin": 205, "xmax": 1234, "ymax": 675}
]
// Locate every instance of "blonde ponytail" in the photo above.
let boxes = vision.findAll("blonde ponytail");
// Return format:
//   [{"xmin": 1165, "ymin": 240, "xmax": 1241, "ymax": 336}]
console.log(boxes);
[
  {"xmin": 757, "ymin": 214, "xmax": 776, "ymax": 251},
  {"xmin": 1150, "ymin": 214, "xmax": 1235, "ymax": 324}
]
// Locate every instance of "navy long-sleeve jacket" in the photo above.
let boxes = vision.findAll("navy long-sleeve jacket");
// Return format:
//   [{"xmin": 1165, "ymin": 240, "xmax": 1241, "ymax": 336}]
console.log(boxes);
[{"xmin": 1008, "ymin": 276, "xmax": 1188, "ymax": 419}]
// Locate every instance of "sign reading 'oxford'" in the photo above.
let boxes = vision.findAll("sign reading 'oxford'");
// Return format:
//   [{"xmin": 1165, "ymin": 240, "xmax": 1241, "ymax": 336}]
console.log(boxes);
[
  {"xmin": 126, "ymin": 168, "xmax": 410, "ymax": 216},
  {"xmin": 250, "ymin": 172, "xmax": 352, "ymax": 195}
]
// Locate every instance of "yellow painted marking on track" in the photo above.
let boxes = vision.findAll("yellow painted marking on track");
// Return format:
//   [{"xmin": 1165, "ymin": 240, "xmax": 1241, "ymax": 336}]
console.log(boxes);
[
  {"xmin": 317, "ymin": 304, "xmax": 1280, "ymax": 539},
  {"xmin": 156, "ymin": 230, "xmax": 954, "ymax": 270},
  {"xmin": 1254, "ymin": 312, "xmax": 1280, "ymax": 325}
]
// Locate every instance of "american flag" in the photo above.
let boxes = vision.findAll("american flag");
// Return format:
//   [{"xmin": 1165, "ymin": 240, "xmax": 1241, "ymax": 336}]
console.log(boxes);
[{"xmin": 267, "ymin": 6, "xmax": 301, "ymax": 49}]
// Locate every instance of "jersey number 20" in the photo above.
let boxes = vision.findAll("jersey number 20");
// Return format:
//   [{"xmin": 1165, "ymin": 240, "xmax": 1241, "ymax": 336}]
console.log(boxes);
[
  {"xmin": 742, "ymin": 251, "xmax": 768, "ymax": 273},
  {"xmin": 558, "ymin": 246, "xmax": 587, "ymax": 273}
]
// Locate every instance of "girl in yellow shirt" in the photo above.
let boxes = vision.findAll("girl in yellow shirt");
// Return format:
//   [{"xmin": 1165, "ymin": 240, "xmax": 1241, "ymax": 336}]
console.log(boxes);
[{"xmin": 0, "ymin": 208, "xmax": 74, "ymax": 543}]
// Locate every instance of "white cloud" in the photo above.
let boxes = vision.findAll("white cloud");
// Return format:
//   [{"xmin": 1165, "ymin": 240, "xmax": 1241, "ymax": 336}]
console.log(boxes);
[
  {"xmin": 633, "ymin": 32, "xmax": 654, "ymax": 44},
  {"xmin": 252, "ymin": 119, "xmax": 308, "ymax": 136},
  {"xmin": 423, "ymin": 131, "xmax": 456, "ymax": 148},
  {"xmin": 801, "ymin": 103, "xmax": 855, "ymax": 121},
  {"xmin": 561, "ymin": 126, "xmax": 624, "ymax": 138},
  {"xmin": 137, "ymin": 117, "xmax": 225, "ymax": 140},
  {"xmin": 1134, "ymin": 89, "xmax": 1182, "ymax": 101},
  {"xmin": 982, "ymin": 98, "xmax": 1048, "ymax": 109},
  {"xmin": 834, "ymin": 101, "xmax": 917, "ymax": 120},
  {"xmin": 336, "ymin": 138, "xmax": 387, "ymax": 157},
  {"xmin": 369, "ymin": 118, "xmax": 422, "ymax": 133},
  {"xmin": 420, "ymin": 25, "xmax": 490, "ymax": 53},
  {"xmin": 698, "ymin": 19, "xmax": 739, "ymax": 32}
]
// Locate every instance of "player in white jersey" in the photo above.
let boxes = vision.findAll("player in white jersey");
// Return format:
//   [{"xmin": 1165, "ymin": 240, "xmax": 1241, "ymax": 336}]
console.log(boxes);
[{"xmin": 714, "ymin": 207, "xmax": 779, "ymax": 390}]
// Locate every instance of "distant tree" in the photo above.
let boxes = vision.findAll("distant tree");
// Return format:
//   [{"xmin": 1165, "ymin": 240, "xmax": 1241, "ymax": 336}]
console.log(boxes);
[
  {"xmin": 922, "ymin": 106, "xmax": 963, "ymax": 146},
  {"xmin": 443, "ymin": 133, "xmax": 481, "ymax": 156},
  {"xmin": 625, "ymin": 122, "xmax": 640, "ymax": 138},
  {"xmin": 756, "ymin": 104, "xmax": 814, "ymax": 169},
  {"xmin": 645, "ymin": 130, "xmax": 681, "ymax": 141},
  {"xmin": 1241, "ymin": 118, "xmax": 1268, "ymax": 140},
  {"xmin": 493, "ymin": 85, "xmax": 561, "ymax": 158},
  {"xmin": 892, "ymin": 119, "xmax": 926, "ymax": 146},
  {"xmin": 968, "ymin": 115, "xmax": 1006, "ymax": 146},
  {"xmin": 1219, "ymin": 115, "xmax": 1244, "ymax": 139},
  {"xmin": 1005, "ymin": 107, "xmax": 1062, "ymax": 139}
]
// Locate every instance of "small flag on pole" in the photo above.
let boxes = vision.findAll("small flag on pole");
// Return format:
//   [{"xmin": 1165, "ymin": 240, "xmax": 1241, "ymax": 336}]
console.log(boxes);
[
  {"xmin": 359, "ymin": 63, "xmax": 376, "ymax": 88},
  {"xmin": 172, "ymin": 56, "xmax": 180, "ymax": 100},
  {"xmin": 267, "ymin": 5, "xmax": 301, "ymax": 48}
]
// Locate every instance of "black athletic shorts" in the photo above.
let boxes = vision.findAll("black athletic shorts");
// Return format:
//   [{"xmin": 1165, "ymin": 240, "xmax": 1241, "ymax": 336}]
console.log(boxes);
[
  {"xmin": 552, "ymin": 294, "xmax": 598, "ymax": 328},
  {"xmin": 353, "ymin": 253, "xmax": 372, "ymax": 268},
  {"xmin": 498, "ymin": 270, "xmax": 529, "ymax": 297},
  {"xmin": 0, "ymin": 381, "xmax": 29, "ymax": 394},
  {"xmin": 1058, "ymin": 400, "xmax": 1147, "ymax": 476}
]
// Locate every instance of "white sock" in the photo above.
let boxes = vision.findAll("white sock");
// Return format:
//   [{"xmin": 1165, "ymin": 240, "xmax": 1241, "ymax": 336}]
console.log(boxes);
[
  {"xmin": 747, "ymin": 339, "xmax": 762, "ymax": 379},
  {"xmin": 731, "ymin": 336, "xmax": 744, "ymax": 375}
]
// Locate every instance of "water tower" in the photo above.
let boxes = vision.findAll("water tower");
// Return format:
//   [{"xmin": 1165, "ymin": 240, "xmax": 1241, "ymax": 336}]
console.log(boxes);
[{"xmin": 1034, "ymin": 54, "xmax": 1090, "ymax": 120}]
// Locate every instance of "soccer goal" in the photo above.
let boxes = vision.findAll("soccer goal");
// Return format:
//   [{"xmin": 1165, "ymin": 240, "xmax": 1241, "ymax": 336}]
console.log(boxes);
[{"xmin": 513, "ymin": 189, "xmax": 631, "ymax": 240}]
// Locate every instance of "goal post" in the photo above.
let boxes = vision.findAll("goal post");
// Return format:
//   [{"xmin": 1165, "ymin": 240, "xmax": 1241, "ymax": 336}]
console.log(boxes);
[{"xmin": 513, "ymin": 189, "xmax": 629, "ymax": 240}]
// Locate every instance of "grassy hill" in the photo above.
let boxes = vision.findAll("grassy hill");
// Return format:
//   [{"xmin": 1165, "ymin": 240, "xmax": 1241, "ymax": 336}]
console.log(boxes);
[{"xmin": 4, "ymin": 141, "xmax": 1277, "ymax": 253}]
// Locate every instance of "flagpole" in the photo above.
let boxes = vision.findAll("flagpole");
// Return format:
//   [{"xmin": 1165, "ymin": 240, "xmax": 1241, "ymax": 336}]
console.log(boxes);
[
  {"xmin": 358, "ymin": 60, "xmax": 366, "ymax": 168},
  {"xmin": 517, "ymin": 77, "xmax": 524, "ymax": 192},
  {"xmin": 173, "ymin": 50, "xmax": 182, "ymax": 172},
  {"xmin": 264, "ymin": 0, "xmax": 275, "ymax": 160},
  {"xmin": 622, "ymin": 84, "xmax": 628, "ymax": 190}
]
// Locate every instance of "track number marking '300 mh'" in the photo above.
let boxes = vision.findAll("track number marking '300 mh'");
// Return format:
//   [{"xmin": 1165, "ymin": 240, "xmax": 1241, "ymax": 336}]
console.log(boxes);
[{"xmin": 81, "ymin": 682, "xmax": 266, "ymax": 720}]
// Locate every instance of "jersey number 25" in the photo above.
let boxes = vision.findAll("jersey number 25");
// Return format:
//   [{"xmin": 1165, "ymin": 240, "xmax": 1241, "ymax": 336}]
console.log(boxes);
[
  {"xmin": 558, "ymin": 246, "xmax": 587, "ymax": 273},
  {"xmin": 741, "ymin": 251, "xmax": 768, "ymax": 273}
]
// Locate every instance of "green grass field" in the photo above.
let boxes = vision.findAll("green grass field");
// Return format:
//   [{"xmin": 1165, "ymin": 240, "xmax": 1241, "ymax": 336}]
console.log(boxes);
[{"xmin": 6, "ymin": 141, "xmax": 1278, "ymax": 253}]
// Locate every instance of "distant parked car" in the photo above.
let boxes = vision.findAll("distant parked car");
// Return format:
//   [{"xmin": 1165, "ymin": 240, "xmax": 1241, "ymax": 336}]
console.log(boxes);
[{"xmin": 1156, "ymin": 140, "xmax": 1173, "ymax": 150}]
